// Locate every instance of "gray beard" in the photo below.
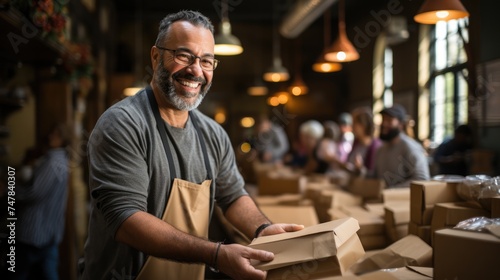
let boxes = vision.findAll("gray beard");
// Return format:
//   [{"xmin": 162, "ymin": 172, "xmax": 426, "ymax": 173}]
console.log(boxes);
[{"xmin": 155, "ymin": 56, "xmax": 211, "ymax": 111}]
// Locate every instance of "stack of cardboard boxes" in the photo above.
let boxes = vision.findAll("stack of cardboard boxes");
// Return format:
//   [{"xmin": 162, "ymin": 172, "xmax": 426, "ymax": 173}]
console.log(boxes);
[{"xmin": 251, "ymin": 164, "xmax": 500, "ymax": 279}]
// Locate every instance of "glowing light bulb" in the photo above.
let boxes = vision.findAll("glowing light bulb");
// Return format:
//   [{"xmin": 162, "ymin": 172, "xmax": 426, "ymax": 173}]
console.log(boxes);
[
  {"xmin": 436, "ymin": 11, "xmax": 449, "ymax": 19},
  {"xmin": 337, "ymin": 51, "xmax": 347, "ymax": 61}
]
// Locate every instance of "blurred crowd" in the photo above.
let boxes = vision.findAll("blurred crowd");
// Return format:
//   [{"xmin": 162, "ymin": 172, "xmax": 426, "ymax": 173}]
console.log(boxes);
[{"xmin": 243, "ymin": 104, "xmax": 478, "ymax": 191}]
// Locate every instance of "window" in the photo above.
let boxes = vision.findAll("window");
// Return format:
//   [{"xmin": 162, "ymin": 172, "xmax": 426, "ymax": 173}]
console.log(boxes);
[
  {"xmin": 428, "ymin": 19, "xmax": 469, "ymax": 144},
  {"xmin": 373, "ymin": 37, "xmax": 394, "ymax": 126}
]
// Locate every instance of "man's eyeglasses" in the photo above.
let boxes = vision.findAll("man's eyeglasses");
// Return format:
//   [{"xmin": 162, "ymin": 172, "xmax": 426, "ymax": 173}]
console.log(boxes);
[{"xmin": 156, "ymin": 46, "xmax": 219, "ymax": 71}]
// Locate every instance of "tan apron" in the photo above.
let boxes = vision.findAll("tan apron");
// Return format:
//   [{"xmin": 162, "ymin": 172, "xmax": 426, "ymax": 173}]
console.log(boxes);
[
  {"xmin": 137, "ymin": 88, "xmax": 216, "ymax": 280},
  {"xmin": 136, "ymin": 178, "xmax": 211, "ymax": 280}
]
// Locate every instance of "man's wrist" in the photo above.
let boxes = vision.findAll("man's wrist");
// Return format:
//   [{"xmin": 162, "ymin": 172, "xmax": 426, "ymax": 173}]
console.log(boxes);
[{"xmin": 254, "ymin": 223, "xmax": 272, "ymax": 238}]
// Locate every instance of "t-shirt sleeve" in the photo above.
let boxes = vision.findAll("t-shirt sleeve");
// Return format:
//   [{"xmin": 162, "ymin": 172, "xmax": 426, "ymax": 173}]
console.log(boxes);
[{"xmin": 87, "ymin": 107, "xmax": 150, "ymax": 238}]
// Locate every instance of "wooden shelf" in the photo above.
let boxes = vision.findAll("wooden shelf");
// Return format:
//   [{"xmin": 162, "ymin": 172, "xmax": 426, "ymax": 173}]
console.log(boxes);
[{"xmin": 0, "ymin": 7, "xmax": 65, "ymax": 66}]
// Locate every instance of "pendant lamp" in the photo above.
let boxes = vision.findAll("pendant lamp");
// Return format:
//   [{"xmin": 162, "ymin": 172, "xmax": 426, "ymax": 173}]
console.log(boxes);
[
  {"xmin": 414, "ymin": 0, "xmax": 469, "ymax": 24},
  {"xmin": 263, "ymin": 4, "xmax": 289, "ymax": 82},
  {"xmin": 288, "ymin": 39, "xmax": 309, "ymax": 96},
  {"xmin": 214, "ymin": 0, "xmax": 243, "ymax": 55},
  {"xmin": 324, "ymin": 0, "xmax": 359, "ymax": 63},
  {"xmin": 312, "ymin": 10, "xmax": 343, "ymax": 73}
]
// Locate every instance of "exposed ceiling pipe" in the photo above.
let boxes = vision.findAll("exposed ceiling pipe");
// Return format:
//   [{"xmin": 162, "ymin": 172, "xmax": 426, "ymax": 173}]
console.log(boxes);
[{"xmin": 280, "ymin": 0, "xmax": 338, "ymax": 38}]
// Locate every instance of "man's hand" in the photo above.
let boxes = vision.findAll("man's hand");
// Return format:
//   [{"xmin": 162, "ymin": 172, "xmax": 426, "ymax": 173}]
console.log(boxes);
[
  {"xmin": 218, "ymin": 243, "xmax": 273, "ymax": 280},
  {"xmin": 258, "ymin": 223, "xmax": 304, "ymax": 237}
]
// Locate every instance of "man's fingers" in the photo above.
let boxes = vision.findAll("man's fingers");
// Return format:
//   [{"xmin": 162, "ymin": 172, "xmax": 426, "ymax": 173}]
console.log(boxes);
[
  {"xmin": 257, "ymin": 223, "xmax": 305, "ymax": 237},
  {"xmin": 281, "ymin": 223, "xmax": 305, "ymax": 232},
  {"xmin": 246, "ymin": 248, "xmax": 274, "ymax": 262}
]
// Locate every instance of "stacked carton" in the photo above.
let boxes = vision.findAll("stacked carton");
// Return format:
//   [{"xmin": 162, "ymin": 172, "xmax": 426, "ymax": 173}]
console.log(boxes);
[
  {"xmin": 382, "ymin": 188, "xmax": 411, "ymax": 243},
  {"xmin": 330, "ymin": 205, "xmax": 387, "ymax": 250},
  {"xmin": 430, "ymin": 201, "xmax": 489, "ymax": 244},
  {"xmin": 409, "ymin": 181, "xmax": 460, "ymax": 244}
]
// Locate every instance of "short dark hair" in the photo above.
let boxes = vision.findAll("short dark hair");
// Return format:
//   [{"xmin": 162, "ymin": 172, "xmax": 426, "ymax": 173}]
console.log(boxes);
[
  {"xmin": 155, "ymin": 10, "xmax": 214, "ymax": 46},
  {"xmin": 352, "ymin": 107, "xmax": 375, "ymax": 136}
]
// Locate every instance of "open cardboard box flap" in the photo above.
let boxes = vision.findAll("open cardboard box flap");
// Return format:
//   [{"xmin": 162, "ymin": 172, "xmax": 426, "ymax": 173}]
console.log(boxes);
[
  {"xmin": 350, "ymin": 235, "xmax": 432, "ymax": 275},
  {"xmin": 249, "ymin": 217, "xmax": 361, "ymax": 271}
]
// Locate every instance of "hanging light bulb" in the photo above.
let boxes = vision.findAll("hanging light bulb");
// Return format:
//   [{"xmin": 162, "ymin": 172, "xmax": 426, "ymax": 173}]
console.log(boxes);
[
  {"xmin": 263, "ymin": 3, "xmax": 290, "ymax": 82},
  {"xmin": 324, "ymin": 0, "xmax": 359, "ymax": 63},
  {"xmin": 247, "ymin": 78, "xmax": 269, "ymax": 96},
  {"xmin": 312, "ymin": 9, "xmax": 343, "ymax": 73},
  {"xmin": 214, "ymin": 0, "xmax": 243, "ymax": 55},
  {"xmin": 288, "ymin": 39, "xmax": 308, "ymax": 95},
  {"xmin": 288, "ymin": 76, "xmax": 309, "ymax": 96},
  {"xmin": 414, "ymin": 0, "xmax": 469, "ymax": 24}
]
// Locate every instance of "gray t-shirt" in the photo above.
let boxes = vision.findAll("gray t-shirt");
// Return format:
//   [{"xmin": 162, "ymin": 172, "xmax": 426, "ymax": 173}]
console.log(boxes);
[
  {"xmin": 81, "ymin": 89, "xmax": 247, "ymax": 279},
  {"xmin": 373, "ymin": 133, "xmax": 430, "ymax": 188}
]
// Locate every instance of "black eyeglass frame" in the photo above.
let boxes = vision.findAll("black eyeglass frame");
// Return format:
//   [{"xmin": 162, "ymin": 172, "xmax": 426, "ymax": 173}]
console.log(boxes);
[{"xmin": 156, "ymin": 46, "xmax": 219, "ymax": 71}]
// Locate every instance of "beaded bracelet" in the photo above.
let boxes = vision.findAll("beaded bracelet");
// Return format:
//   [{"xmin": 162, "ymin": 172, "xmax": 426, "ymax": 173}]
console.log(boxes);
[{"xmin": 209, "ymin": 241, "xmax": 223, "ymax": 273}]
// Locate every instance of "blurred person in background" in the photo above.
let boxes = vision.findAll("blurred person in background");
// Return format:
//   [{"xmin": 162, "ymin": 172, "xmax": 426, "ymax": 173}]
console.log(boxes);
[
  {"xmin": 372, "ymin": 104, "xmax": 430, "ymax": 188},
  {"xmin": 337, "ymin": 112, "xmax": 354, "ymax": 163},
  {"xmin": 433, "ymin": 124, "xmax": 473, "ymax": 176},
  {"xmin": 10, "ymin": 124, "xmax": 70, "ymax": 280},
  {"xmin": 314, "ymin": 121, "xmax": 342, "ymax": 174},
  {"xmin": 296, "ymin": 120, "xmax": 325, "ymax": 174},
  {"xmin": 338, "ymin": 107, "xmax": 382, "ymax": 176},
  {"xmin": 254, "ymin": 115, "xmax": 289, "ymax": 164}
]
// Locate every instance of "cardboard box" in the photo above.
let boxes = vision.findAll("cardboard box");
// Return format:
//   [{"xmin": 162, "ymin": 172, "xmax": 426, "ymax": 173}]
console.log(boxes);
[
  {"xmin": 358, "ymin": 234, "xmax": 388, "ymax": 251},
  {"xmin": 257, "ymin": 171, "xmax": 307, "ymax": 195},
  {"xmin": 385, "ymin": 224, "xmax": 409, "ymax": 243},
  {"xmin": 410, "ymin": 181, "xmax": 460, "ymax": 225},
  {"xmin": 350, "ymin": 235, "xmax": 432, "ymax": 275},
  {"xmin": 385, "ymin": 202, "xmax": 410, "ymax": 226},
  {"xmin": 316, "ymin": 190, "xmax": 362, "ymax": 223},
  {"xmin": 430, "ymin": 201, "xmax": 490, "ymax": 242},
  {"xmin": 340, "ymin": 206, "xmax": 385, "ymax": 236},
  {"xmin": 348, "ymin": 178, "xmax": 385, "ymax": 200},
  {"xmin": 434, "ymin": 228, "xmax": 500, "ymax": 280},
  {"xmin": 364, "ymin": 203, "xmax": 385, "ymax": 218},
  {"xmin": 259, "ymin": 205, "xmax": 319, "ymax": 227},
  {"xmin": 382, "ymin": 188, "xmax": 410, "ymax": 203},
  {"xmin": 249, "ymin": 217, "xmax": 365, "ymax": 278},
  {"xmin": 331, "ymin": 266, "xmax": 433, "ymax": 280},
  {"xmin": 408, "ymin": 222, "xmax": 431, "ymax": 245},
  {"xmin": 255, "ymin": 194, "xmax": 312, "ymax": 206},
  {"xmin": 490, "ymin": 196, "xmax": 500, "ymax": 218}
]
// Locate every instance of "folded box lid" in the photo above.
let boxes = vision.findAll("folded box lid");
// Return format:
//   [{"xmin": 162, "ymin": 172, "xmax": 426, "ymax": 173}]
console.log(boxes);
[{"xmin": 249, "ymin": 217, "xmax": 360, "ymax": 270}]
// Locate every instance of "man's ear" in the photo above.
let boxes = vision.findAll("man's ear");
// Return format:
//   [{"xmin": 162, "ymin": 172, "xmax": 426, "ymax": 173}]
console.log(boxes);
[{"xmin": 151, "ymin": 46, "xmax": 159, "ymax": 69}]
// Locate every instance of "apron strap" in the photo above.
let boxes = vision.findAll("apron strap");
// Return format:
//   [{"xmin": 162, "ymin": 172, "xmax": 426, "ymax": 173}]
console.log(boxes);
[{"xmin": 189, "ymin": 111, "xmax": 215, "ymax": 219}]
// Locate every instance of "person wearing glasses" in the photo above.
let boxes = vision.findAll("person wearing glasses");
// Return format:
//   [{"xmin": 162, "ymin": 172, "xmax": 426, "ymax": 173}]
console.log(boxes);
[{"xmin": 80, "ymin": 10, "xmax": 303, "ymax": 280}]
